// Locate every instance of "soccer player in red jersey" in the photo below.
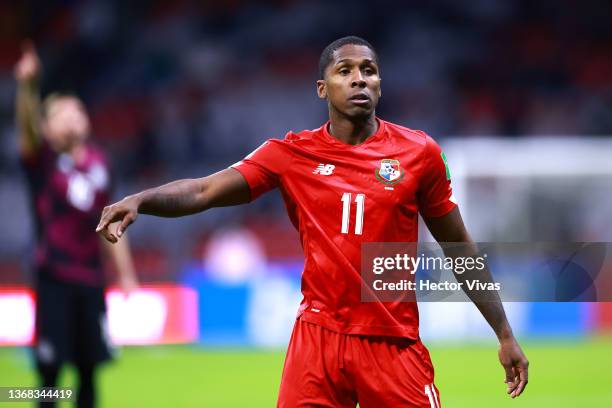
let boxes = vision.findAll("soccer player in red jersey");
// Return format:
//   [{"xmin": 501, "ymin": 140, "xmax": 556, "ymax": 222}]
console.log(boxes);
[
  {"xmin": 15, "ymin": 42, "xmax": 138, "ymax": 408},
  {"xmin": 97, "ymin": 36, "xmax": 528, "ymax": 407}
]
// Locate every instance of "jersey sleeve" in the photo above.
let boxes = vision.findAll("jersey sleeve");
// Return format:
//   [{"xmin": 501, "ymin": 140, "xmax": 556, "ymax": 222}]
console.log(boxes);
[
  {"xmin": 417, "ymin": 135, "xmax": 457, "ymax": 218},
  {"xmin": 231, "ymin": 139, "xmax": 292, "ymax": 201}
]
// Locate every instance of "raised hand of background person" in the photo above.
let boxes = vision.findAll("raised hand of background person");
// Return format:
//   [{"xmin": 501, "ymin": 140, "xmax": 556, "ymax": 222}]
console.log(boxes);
[
  {"xmin": 499, "ymin": 336, "xmax": 529, "ymax": 398},
  {"xmin": 96, "ymin": 195, "xmax": 141, "ymax": 244},
  {"xmin": 14, "ymin": 40, "xmax": 43, "ymax": 158},
  {"xmin": 14, "ymin": 41, "xmax": 40, "ymax": 83}
]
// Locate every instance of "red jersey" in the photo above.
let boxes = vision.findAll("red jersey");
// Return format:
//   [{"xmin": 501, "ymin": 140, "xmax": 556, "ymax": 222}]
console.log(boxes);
[{"xmin": 232, "ymin": 118, "xmax": 456, "ymax": 339}]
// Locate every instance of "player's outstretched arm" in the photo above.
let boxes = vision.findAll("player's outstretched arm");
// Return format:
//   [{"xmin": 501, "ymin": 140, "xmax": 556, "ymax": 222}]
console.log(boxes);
[
  {"xmin": 96, "ymin": 168, "xmax": 250, "ymax": 243},
  {"xmin": 14, "ymin": 41, "xmax": 42, "ymax": 158},
  {"xmin": 424, "ymin": 207, "xmax": 529, "ymax": 398}
]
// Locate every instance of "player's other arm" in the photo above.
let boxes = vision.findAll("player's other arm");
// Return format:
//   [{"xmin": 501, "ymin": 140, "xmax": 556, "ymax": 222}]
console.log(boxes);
[
  {"xmin": 14, "ymin": 41, "xmax": 43, "ymax": 158},
  {"xmin": 100, "ymin": 225, "xmax": 139, "ymax": 294},
  {"xmin": 424, "ymin": 207, "xmax": 529, "ymax": 398},
  {"xmin": 96, "ymin": 168, "xmax": 250, "ymax": 243}
]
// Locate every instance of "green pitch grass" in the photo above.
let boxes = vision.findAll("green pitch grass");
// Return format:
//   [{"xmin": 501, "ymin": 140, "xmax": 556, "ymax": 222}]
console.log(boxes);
[{"xmin": 0, "ymin": 338, "xmax": 610, "ymax": 407}]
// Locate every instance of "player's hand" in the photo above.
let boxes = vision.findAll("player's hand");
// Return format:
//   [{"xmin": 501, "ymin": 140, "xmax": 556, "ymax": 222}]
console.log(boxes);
[
  {"xmin": 498, "ymin": 336, "xmax": 529, "ymax": 398},
  {"xmin": 96, "ymin": 195, "xmax": 141, "ymax": 243},
  {"xmin": 14, "ymin": 41, "xmax": 40, "ymax": 83}
]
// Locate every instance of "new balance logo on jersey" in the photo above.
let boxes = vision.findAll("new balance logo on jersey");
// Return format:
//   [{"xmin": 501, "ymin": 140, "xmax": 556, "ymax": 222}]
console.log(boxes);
[{"xmin": 313, "ymin": 164, "xmax": 335, "ymax": 175}]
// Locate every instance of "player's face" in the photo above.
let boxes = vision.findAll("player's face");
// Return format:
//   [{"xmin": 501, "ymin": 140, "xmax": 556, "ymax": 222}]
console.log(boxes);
[
  {"xmin": 43, "ymin": 97, "xmax": 90, "ymax": 152},
  {"xmin": 317, "ymin": 44, "xmax": 381, "ymax": 119}
]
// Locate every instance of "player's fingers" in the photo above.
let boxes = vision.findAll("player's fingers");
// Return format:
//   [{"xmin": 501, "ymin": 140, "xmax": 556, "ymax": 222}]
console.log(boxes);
[
  {"xmin": 98, "ymin": 224, "xmax": 117, "ymax": 243},
  {"xmin": 503, "ymin": 364, "xmax": 516, "ymax": 391},
  {"xmin": 97, "ymin": 207, "xmax": 120, "ymax": 243},
  {"xmin": 21, "ymin": 39, "xmax": 35, "ymax": 54},
  {"xmin": 96, "ymin": 206, "xmax": 111, "ymax": 232},
  {"xmin": 507, "ymin": 380, "xmax": 518, "ymax": 394},
  {"xmin": 512, "ymin": 365, "xmax": 529, "ymax": 398},
  {"xmin": 117, "ymin": 213, "xmax": 136, "ymax": 237},
  {"xmin": 506, "ymin": 375, "xmax": 519, "ymax": 394},
  {"xmin": 512, "ymin": 380, "xmax": 526, "ymax": 398},
  {"xmin": 15, "ymin": 59, "xmax": 27, "ymax": 78}
]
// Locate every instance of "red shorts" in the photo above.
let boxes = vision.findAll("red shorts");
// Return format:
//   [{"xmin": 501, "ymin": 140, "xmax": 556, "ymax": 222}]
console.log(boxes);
[{"xmin": 278, "ymin": 319, "xmax": 441, "ymax": 407}]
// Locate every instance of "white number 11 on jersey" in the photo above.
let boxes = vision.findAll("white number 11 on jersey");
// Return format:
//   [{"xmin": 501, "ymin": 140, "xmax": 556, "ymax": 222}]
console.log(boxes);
[{"xmin": 341, "ymin": 192, "xmax": 365, "ymax": 235}]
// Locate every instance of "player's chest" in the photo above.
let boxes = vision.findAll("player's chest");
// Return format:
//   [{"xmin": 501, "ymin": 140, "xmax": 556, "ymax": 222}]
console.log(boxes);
[
  {"xmin": 45, "ymin": 154, "xmax": 109, "ymax": 213},
  {"xmin": 282, "ymin": 147, "xmax": 422, "ymax": 213}
]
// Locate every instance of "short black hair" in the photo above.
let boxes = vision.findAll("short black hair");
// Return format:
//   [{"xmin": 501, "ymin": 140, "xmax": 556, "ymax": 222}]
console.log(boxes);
[{"xmin": 318, "ymin": 36, "xmax": 378, "ymax": 79}]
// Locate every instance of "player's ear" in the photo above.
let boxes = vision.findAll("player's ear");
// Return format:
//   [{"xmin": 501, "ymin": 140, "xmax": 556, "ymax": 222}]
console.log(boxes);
[
  {"xmin": 316, "ymin": 79, "xmax": 327, "ymax": 99},
  {"xmin": 378, "ymin": 77, "xmax": 382, "ymax": 98}
]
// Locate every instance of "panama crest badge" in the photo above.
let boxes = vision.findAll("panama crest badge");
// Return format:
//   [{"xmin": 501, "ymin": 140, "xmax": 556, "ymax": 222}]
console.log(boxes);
[{"xmin": 375, "ymin": 159, "xmax": 404, "ymax": 185}]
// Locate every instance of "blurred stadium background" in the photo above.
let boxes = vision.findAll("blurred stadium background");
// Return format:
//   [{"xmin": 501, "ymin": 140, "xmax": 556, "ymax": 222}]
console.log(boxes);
[{"xmin": 1, "ymin": 1, "xmax": 611, "ymax": 407}]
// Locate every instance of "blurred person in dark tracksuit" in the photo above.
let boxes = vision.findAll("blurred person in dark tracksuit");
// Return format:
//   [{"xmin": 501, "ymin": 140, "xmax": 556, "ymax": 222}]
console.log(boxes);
[{"xmin": 14, "ymin": 42, "xmax": 138, "ymax": 408}]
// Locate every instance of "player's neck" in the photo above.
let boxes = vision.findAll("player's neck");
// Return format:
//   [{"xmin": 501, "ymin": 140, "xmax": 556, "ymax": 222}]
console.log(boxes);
[
  {"xmin": 68, "ymin": 143, "xmax": 87, "ymax": 164},
  {"xmin": 328, "ymin": 112, "xmax": 378, "ymax": 146}
]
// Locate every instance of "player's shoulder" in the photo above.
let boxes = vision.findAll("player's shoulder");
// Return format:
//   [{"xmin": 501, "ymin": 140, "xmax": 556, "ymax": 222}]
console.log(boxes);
[
  {"xmin": 383, "ymin": 120, "xmax": 434, "ymax": 145},
  {"xmin": 260, "ymin": 126, "xmax": 322, "ymax": 151},
  {"xmin": 86, "ymin": 143, "xmax": 110, "ymax": 167},
  {"xmin": 383, "ymin": 120, "xmax": 441, "ymax": 152},
  {"xmin": 283, "ymin": 127, "xmax": 320, "ymax": 144}
]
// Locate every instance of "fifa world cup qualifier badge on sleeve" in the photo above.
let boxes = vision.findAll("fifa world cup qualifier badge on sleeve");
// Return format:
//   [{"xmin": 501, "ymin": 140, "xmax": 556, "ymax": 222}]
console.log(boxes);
[{"xmin": 375, "ymin": 159, "xmax": 404, "ymax": 187}]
